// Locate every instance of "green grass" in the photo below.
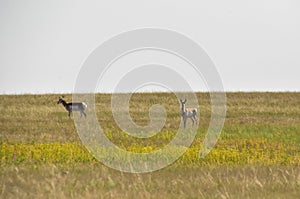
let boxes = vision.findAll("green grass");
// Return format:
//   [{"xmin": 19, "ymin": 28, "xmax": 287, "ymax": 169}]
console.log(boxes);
[{"xmin": 0, "ymin": 92, "xmax": 299, "ymax": 198}]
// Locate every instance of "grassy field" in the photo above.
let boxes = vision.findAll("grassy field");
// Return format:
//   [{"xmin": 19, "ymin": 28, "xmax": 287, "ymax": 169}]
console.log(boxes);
[{"xmin": 0, "ymin": 92, "xmax": 299, "ymax": 198}]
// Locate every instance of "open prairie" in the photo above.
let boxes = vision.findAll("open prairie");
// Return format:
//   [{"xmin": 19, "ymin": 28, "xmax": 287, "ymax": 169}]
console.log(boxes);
[{"xmin": 0, "ymin": 92, "xmax": 299, "ymax": 198}]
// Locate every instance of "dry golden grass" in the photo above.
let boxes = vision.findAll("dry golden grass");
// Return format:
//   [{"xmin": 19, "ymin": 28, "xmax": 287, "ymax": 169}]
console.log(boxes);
[
  {"xmin": 1, "ymin": 164, "xmax": 300, "ymax": 199},
  {"xmin": 0, "ymin": 92, "xmax": 299, "ymax": 198}
]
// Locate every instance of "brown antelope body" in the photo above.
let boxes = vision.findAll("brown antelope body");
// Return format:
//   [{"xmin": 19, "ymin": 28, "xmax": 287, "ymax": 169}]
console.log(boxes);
[
  {"xmin": 180, "ymin": 99, "xmax": 197, "ymax": 128},
  {"xmin": 57, "ymin": 97, "xmax": 87, "ymax": 118}
]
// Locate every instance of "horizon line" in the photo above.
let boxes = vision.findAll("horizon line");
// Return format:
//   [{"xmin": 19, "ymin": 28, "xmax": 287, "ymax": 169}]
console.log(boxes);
[{"xmin": 0, "ymin": 90, "xmax": 299, "ymax": 95}]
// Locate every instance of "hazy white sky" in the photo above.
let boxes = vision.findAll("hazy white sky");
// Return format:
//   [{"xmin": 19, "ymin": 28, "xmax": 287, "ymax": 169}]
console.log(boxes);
[{"xmin": 0, "ymin": 0, "xmax": 299, "ymax": 94}]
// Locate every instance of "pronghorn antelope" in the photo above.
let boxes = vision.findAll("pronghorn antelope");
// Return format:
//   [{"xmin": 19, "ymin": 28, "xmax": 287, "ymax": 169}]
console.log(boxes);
[
  {"xmin": 180, "ymin": 99, "xmax": 197, "ymax": 128},
  {"xmin": 57, "ymin": 96, "xmax": 87, "ymax": 118}
]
